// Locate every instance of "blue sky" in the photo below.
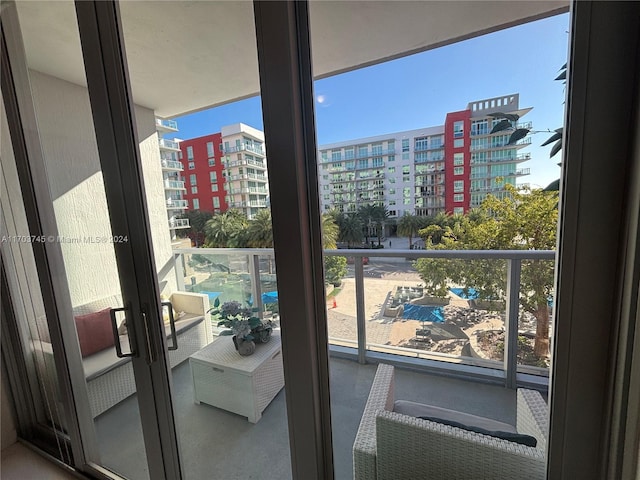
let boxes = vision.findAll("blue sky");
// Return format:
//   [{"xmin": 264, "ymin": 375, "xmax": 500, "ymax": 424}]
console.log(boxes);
[{"xmin": 176, "ymin": 13, "xmax": 570, "ymax": 189}]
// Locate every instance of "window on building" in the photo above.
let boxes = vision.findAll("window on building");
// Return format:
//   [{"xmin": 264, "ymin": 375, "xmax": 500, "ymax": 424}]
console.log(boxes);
[
  {"xmin": 415, "ymin": 137, "xmax": 428, "ymax": 151},
  {"xmin": 388, "ymin": 155, "xmax": 395, "ymax": 162},
  {"xmin": 191, "ymin": 186, "xmax": 198, "ymax": 194},
  {"xmin": 388, "ymin": 167, "xmax": 395, "ymax": 173},
  {"xmin": 358, "ymin": 146, "xmax": 368, "ymax": 158},
  {"xmin": 387, "ymin": 141, "xmax": 395, "ymax": 152},
  {"xmin": 389, "ymin": 188, "xmax": 396, "ymax": 195},
  {"xmin": 453, "ymin": 207, "xmax": 464, "ymax": 215},
  {"xmin": 178, "ymin": 151, "xmax": 183, "ymax": 160},
  {"xmin": 189, "ymin": 174, "xmax": 197, "ymax": 184},
  {"xmin": 208, "ymin": 158, "xmax": 215, "ymax": 167},
  {"xmin": 454, "ymin": 180, "xmax": 464, "ymax": 193},
  {"xmin": 402, "ymin": 166, "xmax": 410, "ymax": 174},
  {"xmin": 403, "ymin": 187, "xmax": 411, "ymax": 197},
  {"xmin": 389, "ymin": 177, "xmax": 396, "ymax": 184},
  {"xmin": 403, "ymin": 198, "xmax": 411, "ymax": 205},
  {"xmin": 454, "ymin": 138, "xmax": 464, "ymax": 148},
  {"xmin": 372, "ymin": 157, "xmax": 383, "ymax": 168},
  {"xmin": 323, "ymin": 194, "xmax": 330, "ymax": 200},
  {"xmin": 357, "ymin": 159, "xmax": 368, "ymax": 169},
  {"xmin": 454, "ymin": 193, "xmax": 464, "ymax": 202},
  {"xmin": 402, "ymin": 138, "xmax": 410, "ymax": 152},
  {"xmin": 323, "ymin": 185, "xmax": 329, "ymax": 190},
  {"xmin": 321, "ymin": 151, "xmax": 328, "ymax": 161},
  {"xmin": 211, "ymin": 184, "xmax": 218, "ymax": 192},
  {"xmin": 210, "ymin": 171, "xmax": 217, "ymax": 182},
  {"xmin": 207, "ymin": 142, "xmax": 214, "ymax": 157},
  {"xmin": 454, "ymin": 153, "xmax": 464, "ymax": 166},
  {"xmin": 389, "ymin": 200, "xmax": 396, "ymax": 206},
  {"xmin": 345, "ymin": 148, "xmax": 355, "ymax": 160},
  {"xmin": 371, "ymin": 143, "xmax": 382, "ymax": 155},
  {"xmin": 188, "ymin": 162, "xmax": 195, "ymax": 170},
  {"xmin": 454, "ymin": 167, "xmax": 464, "ymax": 175},
  {"xmin": 213, "ymin": 197, "xmax": 220, "ymax": 209},
  {"xmin": 403, "ymin": 176, "xmax": 411, "ymax": 183},
  {"xmin": 388, "ymin": 210, "xmax": 396, "ymax": 217},
  {"xmin": 192, "ymin": 198, "xmax": 199, "ymax": 210},
  {"xmin": 453, "ymin": 121, "xmax": 464, "ymax": 138},
  {"xmin": 187, "ymin": 146, "xmax": 194, "ymax": 160},
  {"xmin": 331, "ymin": 150, "xmax": 341, "ymax": 161}
]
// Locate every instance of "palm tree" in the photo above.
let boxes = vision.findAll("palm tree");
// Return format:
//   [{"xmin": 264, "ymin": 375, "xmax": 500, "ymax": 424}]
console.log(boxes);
[
  {"xmin": 204, "ymin": 209, "xmax": 248, "ymax": 247},
  {"xmin": 246, "ymin": 209, "xmax": 273, "ymax": 248},
  {"xmin": 321, "ymin": 213, "xmax": 339, "ymax": 249},
  {"xmin": 397, "ymin": 212, "xmax": 424, "ymax": 249},
  {"xmin": 358, "ymin": 204, "xmax": 377, "ymax": 245},
  {"xmin": 371, "ymin": 204, "xmax": 390, "ymax": 246},
  {"xmin": 337, "ymin": 213, "xmax": 364, "ymax": 248}
]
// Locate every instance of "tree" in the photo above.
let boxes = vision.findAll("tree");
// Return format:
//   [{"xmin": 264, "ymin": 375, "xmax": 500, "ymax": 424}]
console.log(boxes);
[
  {"xmin": 358, "ymin": 204, "xmax": 377, "ymax": 245},
  {"xmin": 414, "ymin": 185, "xmax": 558, "ymax": 358},
  {"xmin": 182, "ymin": 210, "xmax": 213, "ymax": 246},
  {"xmin": 397, "ymin": 213, "xmax": 428, "ymax": 249},
  {"xmin": 321, "ymin": 213, "xmax": 339, "ymax": 249},
  {"xmin": 246, "ymin": 209, "xmax": 273, "ymax": 248},
  {"xmin": 324, "ymin": 255, "xmax": 347, "ymax": 286},
  {"xmin": 204, "ymin": 210, "xmax": 248, "ymax": 247},
  {"xmin": 336, "ymin": 212, "xmax": 364, "ymax": 247},
  {"xmin": 371, "ymin": 204, "xmax": 390, "ymax": 246}
]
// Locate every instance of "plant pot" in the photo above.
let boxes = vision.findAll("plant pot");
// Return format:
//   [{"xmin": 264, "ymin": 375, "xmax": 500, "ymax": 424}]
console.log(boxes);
[{"xmin": 232, "ymin": 335, "xmax": 256, "ymax": 356}]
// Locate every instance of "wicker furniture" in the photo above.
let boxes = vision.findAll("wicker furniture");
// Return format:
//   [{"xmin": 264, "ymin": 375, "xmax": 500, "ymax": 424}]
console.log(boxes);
[
  {"xmin": 353, "ymin": 364, "xmax": 548, "ymax": 480},
  {"xmin": 189, "ymin": 331, "xmax": 284, "ymax": 423},
  {"xmin": 38, "ymin": 292, "xmax": 210, "ymax": 418}
]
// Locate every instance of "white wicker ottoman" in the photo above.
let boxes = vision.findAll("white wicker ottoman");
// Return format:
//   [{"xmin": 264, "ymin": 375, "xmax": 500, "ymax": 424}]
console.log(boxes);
[{"xmin": 189, "ymin": 332, "xmax": 284, "ymax": 423}]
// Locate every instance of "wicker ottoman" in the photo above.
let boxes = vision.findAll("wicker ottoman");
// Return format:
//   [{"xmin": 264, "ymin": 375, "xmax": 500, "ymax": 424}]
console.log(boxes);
[{"xmin": 189, "ymin": 332, "xmax": 284, "ymax": 423}]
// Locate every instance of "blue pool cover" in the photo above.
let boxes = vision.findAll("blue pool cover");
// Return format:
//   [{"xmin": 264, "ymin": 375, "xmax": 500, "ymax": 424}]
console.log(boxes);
[
  {"xmin": 403, "ymin": 304, "xmax": 445, "ymax": 323},
  {"xmin": 449, "ymin": 287, "xmax": 479, "ymax": 300}
]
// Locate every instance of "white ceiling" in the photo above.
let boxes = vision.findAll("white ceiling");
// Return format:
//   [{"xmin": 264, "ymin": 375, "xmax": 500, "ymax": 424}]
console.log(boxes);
[{"xmin": 15, "ymin": 1, "xmax": 568, "ymax": 118}]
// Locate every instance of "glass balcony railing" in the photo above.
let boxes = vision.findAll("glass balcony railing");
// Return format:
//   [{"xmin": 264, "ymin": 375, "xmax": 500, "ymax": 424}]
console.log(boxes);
[
  {"xmin": 155, "ymin": 118, "xmax": 178, "ymax": 131},
  {"xmin": 164, "ymin": 180, "xmax": 186, "ymax": 190},
  {"xmin": 166, "ymin": 198, "xmax": 189, "ymax": 208},
  {"xmin": 170, "ymin": 248, "xmax": 554, "ymax": 388},
  {"xmin": 159, "ymin": 138, "xmax": 180, "ymax": 150},
  {"xmin": 222, "ymin": 143, "xmax": 265, "ymax": 156},
  {"xmin": 161, "ymin": 159, "xmax": 184, "ymax": 171},
  {"xmin": 169, "ymin": 218, "xmax": 189, "ymax": 229}
]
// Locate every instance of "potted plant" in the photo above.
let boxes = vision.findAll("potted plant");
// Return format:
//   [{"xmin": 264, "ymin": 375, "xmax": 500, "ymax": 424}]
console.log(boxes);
[{"xmin": 210, "ymin": 299, "xmax": 274, "ymax": 356}]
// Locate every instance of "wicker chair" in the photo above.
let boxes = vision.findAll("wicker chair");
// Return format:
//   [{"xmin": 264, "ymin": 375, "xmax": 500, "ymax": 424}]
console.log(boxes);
[{"xmin": 353, "ymin": 364, "xmax": 548, "ymax": 480}]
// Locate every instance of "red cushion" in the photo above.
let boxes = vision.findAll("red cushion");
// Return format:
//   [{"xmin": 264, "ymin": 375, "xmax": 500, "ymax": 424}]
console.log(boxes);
[{"xmin": 75, "ymin": 308, "xmax": 115, "ymax": 358}]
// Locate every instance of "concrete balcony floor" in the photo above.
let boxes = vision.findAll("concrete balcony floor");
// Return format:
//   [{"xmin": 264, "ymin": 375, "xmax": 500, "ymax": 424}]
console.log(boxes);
[{"xmin": 91, "ymin": 357, "xmax": 515, "ymax": 480}]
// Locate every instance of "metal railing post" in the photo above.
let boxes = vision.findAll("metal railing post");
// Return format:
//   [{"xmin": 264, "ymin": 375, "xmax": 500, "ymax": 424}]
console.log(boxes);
[
  {"xmin": 354, "ymin": 256, "xmax": 367, "ymax": 364},
  {"xmin": 174, "ymin": 252, "xmax": 185, "ymax": 292},
  {"xmin": 249, "ymin": 253, "xmax": 264, "ymax": 320},
  {"xmin": 504, "ymin": 258, "xmax": 521, "ymax": 389}
]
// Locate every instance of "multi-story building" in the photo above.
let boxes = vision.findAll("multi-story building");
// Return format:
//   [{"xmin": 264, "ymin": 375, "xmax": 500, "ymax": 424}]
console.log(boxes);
[
  {"xmin": 156, "ymin": 118, "xmax": 190, "ymax": 238},
  {"xmin": 179, "ymin": 132, "xmax": 225, "ymax": 213},
  {"xmin": 318, "ymin": 94, "xmax": 531, "ymax": 218},
  {"xmin": 179, "ymin": 123, "xmax": 269, "ymax": 219}
]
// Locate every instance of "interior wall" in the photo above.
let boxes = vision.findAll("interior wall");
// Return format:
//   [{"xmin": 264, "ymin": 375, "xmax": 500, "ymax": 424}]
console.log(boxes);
[{"xmin": 28, "ymin": 70, "xmax": 175, "ymax": 306}]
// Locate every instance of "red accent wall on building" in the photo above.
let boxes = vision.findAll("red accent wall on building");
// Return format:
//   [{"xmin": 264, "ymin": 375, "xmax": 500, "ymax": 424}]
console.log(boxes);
[
  {"xmin": 444, "ymin": 109, "xmax": 471, "ymax": 214},
  {"xmin": 179, "ymin": 133, "xmax": 227, "ymax": 213}
]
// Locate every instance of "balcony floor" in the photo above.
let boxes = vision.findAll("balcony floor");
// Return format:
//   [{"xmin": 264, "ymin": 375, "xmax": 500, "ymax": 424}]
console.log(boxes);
[{"xmin": 94, "ymin": 356, "xmax": 515, "ymax": 480}]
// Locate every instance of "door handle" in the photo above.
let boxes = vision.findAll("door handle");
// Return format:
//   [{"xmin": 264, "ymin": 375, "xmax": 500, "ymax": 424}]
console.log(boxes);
[
  {"xmin": 110, "ymin": 303, "xmax": 137, "ymax": 358},
  {"xmin": 162, "ymin": 301, "xmax": 178, "ymax": 351}
]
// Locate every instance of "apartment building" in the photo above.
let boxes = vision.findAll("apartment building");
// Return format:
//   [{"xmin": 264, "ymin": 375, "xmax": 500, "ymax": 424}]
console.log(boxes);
[
  {"xmin": 318, "ymin": 94, "xmax": 531, "ymax": 218},
  {"xmin": 156, "ymin": 118, "xmax": 190, "ymax": 238},
  {"xmin": 179, "ymin": 123, "xmax": 269, "ymax": 219}
]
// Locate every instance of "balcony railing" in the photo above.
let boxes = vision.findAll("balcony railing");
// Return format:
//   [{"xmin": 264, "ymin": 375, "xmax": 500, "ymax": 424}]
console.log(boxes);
[
  {"xmin": 171, "ymin": 248, "xmax": 554, "ymax": 389},
  {"xmin": 164, "ymin": 180, "xmax": 186, "ymax": 190},
  {"xmin": 161, "ymin": 160, "xmax": 184, "ymax": 171},
  {"xmin": 159, "ymin": 138, "xmax": 180, "ymax": 150},
  {"xmin": 155, "ymin": 118, "xmax": 178, "ymax": 131},
  {"xmin": 169, "ymin": 218, "xmax": 189, "ymax": 229},
  {"xmin": 222, "ymin": 143, "xmax": 265, "ymax": 156},
  {"xmin": 414, "ymin": 145, "xmax": 444, "ymax": 152},
  {"xmin": 166, "ymin": 199, "xmax": 189, "ymax": 208}
]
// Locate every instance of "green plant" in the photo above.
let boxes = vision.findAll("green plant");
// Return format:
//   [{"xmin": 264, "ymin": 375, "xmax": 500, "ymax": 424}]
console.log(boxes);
[{"xmin": 209, "ymin": 299, "xmax": 273, "ymax": 341}]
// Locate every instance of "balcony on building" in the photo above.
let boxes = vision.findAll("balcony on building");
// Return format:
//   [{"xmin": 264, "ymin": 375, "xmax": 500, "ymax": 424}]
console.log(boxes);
[
  {"xmin": 159, "ymin": 138, "xmax": 181, "ymax": 151},
  {"xmin": 155, "ymin": 118, "xmax": 179, "ymax": 133},
  {"xmin": 221, "ymin": 142, "xmax": 266, "ymax": 157},
  {"xmin": 164, "ymin": 179, "xmax": 186, "ymax": 190},
  {"xmin": 161, "ymin": 159, "xmax": 184, "ymax": 171},
  {"xmin": 166, "ymin": 198, "xmax": 189, "ymax": 209},
  {"xmin": 168, "ymin": 217, "xmax": 189, "ymax": 229}
]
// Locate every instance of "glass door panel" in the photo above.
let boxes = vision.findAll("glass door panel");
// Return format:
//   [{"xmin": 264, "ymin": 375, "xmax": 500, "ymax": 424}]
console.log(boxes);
[
  {"xmin": 118, "ymin": 2, "xmax": 291, "ymax": 479},
  {"xmin": 12, "ymin": 2, "xmax": 154, "ymax": 477}
]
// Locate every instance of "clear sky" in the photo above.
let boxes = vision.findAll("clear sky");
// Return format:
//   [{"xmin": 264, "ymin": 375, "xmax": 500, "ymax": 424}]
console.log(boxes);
[{"xmin": 176, "ymin": 12, "xmax": 570, "ymax": 189}]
